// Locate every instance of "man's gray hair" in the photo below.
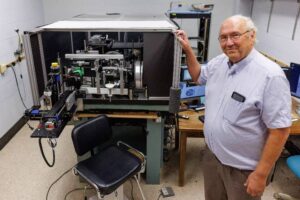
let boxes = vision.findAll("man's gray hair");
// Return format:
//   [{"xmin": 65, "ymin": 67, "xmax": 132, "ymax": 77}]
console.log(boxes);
[
  {"xmin": 229, "ymin": 15, "xmax": 258, "ymax": 33},
  {"xmin": 228, "ymin": 15, "xmax": 258, "ymax": 43}
]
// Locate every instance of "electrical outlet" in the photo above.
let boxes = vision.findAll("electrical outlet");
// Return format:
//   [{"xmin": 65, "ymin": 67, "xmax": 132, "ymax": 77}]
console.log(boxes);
[
  {"xmin": 0, "ymin": 64, "xmax": 7, "ymax": 74},
  {"xmin": 161, "ymin": 187, "xmax": 175, "ymax": 198}
]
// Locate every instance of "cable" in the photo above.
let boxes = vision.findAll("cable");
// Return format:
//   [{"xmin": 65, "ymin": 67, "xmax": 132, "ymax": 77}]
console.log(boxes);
[
  {"xmin": 129, "ymin": 178, "xmax": 135, "ymax": 200},
  {"xmin": 39, "ymin": 137, "xmax": 55, "ymax": 167},
  {"xmin": 157, "ymin": 193, "xmax": 162, "ymax": 200},
  {"xmin": 11, "ymin": 66, "xmax": 35, "ymax": 130},
  {"xmin": 11, "ymin": 66, "xmax": 28, "ymax": 109},
  {"xmin": 170, "ymin": 18, "xmax": 181, "ymax": 29},
  {"xmin": 64, "ymin": 188, "xmax": 83, "ymax": 200},
  {"xmin": 23, "ymin": 116, "xmax": 34, "ymax": 130},
  {"xmin": 64, "ymin": 187, "xmax": 93, "ymax": 200},
  {"xmin": 46, "ymin": 167, "xmax": 72, "ymax": 200},
  {"xmin": 165, "ymin": 12, "xmax": 181, "ymax": 29}
]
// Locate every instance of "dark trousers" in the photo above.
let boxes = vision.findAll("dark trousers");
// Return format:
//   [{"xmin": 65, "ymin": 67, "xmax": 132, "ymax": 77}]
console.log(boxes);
[{"xmin": 202, "ymin": 146, "xmax": 261, "ymax": 200}]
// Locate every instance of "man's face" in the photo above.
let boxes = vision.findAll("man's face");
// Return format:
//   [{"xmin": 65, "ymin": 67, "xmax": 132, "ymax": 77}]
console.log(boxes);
[{"xmin": 219, "ymin": 19, "xmax": 255, "ymax": 63}]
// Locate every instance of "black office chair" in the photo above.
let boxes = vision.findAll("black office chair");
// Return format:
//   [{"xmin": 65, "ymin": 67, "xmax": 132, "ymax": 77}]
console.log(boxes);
[{"xmin": 71, "ymin": 115, "xmax": 146, "ymax": 200}]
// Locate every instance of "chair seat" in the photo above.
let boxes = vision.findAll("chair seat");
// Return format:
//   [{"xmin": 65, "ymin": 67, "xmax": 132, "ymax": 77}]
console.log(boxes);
[
  {"xmin": 75, "ymin": 145, "xmax": 142, "ymax": 195},
  {"xmin": 287, "ymin": 155, "xmax": 300, "ymax": 179}
]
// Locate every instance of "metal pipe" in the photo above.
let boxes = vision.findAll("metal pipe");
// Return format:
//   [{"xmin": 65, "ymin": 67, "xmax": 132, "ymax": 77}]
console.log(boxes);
[
  {"xmin": 292, "ymin": 1, "xmax": 300, "ymax": 40},
  {"xmin": 65, "ymin": 53, "xmax": 124, "ymax": 60},
  {"xmin": 267, "ymin": 0, "xmax": 274, "ymax": 33},
  {"xmin": 250, "ymin": 0, "xmax": 255, "ymax": 18}
]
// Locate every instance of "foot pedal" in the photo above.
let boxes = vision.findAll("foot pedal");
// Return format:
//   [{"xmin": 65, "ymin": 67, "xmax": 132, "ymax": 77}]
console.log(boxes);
[{"xmin": 161, "ymin": 187, "xmax": 175, "ymax": 198}]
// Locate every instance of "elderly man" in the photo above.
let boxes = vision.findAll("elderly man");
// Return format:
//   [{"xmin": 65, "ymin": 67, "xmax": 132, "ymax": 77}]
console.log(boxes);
[{"xmin": 176, "ymin": 15, "xmax": 291, "ymax": 200}]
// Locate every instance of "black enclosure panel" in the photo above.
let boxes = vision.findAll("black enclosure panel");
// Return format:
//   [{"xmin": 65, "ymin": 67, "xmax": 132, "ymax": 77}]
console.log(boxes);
[
  {"xmin": 124, "ymin": 32, "xmax": 143, "ymax": 42},
  {"xmin": 72, "ymin": 32, "xmax": 86, "ymax": 53},
  {"xmin": 30, "ymin": 34, "xmax": 45, "ymax": 98},
  {"xmin": 143, "ymin": 32, "xmax": 174, "ymax": 97},
  {"xmin": 42, "ymin": 32, "xmax": 72, "ymax": 74}
]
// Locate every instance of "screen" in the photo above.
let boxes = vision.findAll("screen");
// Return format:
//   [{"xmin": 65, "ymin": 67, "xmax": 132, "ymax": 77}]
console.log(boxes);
[
  {"xmin": 288, "ymin": 63, "xmax": 300, "ymax": 98},
  {"xmin": 179, "ymin": 65, "xmax": 205, "ymax": 100},
  {"xmin": 181, "ymin": 68, "xmax": 192, "ymax": 81},
  {"xmin": 180, "ymin": 64, "xmax": 207, "ymax": 82},
  {"xmin": 179, "ymin": 82, "xmax": 205, "ymax": 99}
]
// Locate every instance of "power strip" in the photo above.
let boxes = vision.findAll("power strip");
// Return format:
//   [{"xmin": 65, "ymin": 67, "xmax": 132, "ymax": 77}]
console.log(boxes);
[{"xmin": 161, "ymin": 187, "xmax": 175, "ymax": 198}]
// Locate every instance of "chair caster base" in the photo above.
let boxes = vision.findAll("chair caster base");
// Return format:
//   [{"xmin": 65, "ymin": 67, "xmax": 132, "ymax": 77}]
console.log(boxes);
[{"xmin": 88, "ymin": 186, "xmax": 125, "ymax": 200}]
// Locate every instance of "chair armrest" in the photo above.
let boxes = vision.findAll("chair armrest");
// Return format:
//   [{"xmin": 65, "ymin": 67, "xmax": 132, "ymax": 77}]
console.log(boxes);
[{"xmin": 117, "ymin": 141, "xmax": 146, "ymax": 173}]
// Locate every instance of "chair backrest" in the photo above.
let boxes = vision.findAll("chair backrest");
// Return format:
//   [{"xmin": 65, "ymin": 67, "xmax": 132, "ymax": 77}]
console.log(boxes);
[{"xmin": 72, "ymin": 115, "xmax": 112, "ymax": 156}]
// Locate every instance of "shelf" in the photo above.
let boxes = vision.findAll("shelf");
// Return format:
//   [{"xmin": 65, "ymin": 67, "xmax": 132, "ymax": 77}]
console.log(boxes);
[
  {"xmin": 188, "ymin": 37, "xmax": 205, "ymax": 43},
  {"xmin": 167, "ymin": 11, "xmax": 211, "ymax": 19},
  {"xmin": 168, "ymin": 9, "xmax": 210, "ymax": 63}
]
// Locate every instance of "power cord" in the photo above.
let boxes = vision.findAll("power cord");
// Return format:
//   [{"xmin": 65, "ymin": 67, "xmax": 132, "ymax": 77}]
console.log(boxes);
[
  {"xmin": 11, "ymin": 66, "xmax": 35, "ymax": 130},
  {"xmin": 129, "ymin": 178, "xmax": 135, "ymax": 200},
  {"xmin": 11, "ymin": 29, "xmax": 34, "ymax": 130},
  {"xmin": 39, "ymin": 137, "xmax": 56, "ymax": 167},
  {"xmin": 164, "ymin": 12, "xmax": 181, "ymax": 29},
  {"xmin": 11, "ymin": 66, "xmax": 28, "ymax": 109},
  {"xmin": 46, "ymin": 167, "xmax": 73, "ymax": 200},
  {"xmin": 24, "ymin": 116, "xmax": 34, "ymax": 130},
  {"xmin": 157, "ymin": 193, "xmax": 162, "ymax": 200}
]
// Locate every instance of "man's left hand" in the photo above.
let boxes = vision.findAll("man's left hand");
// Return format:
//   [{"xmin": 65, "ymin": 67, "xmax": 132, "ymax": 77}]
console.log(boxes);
[{"xmin": 244, "ymin": 171, "xmax": 267, "ymax": 197}]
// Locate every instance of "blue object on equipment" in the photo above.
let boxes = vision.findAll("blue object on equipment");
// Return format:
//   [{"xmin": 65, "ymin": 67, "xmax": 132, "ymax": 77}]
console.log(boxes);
[
  {"xmin": 31, "ymin": 109, "xmax": 40, "ymax": 115},
  {"xmin": 287, "ymin": 155, "xmax": 300, "ymax": 179}
]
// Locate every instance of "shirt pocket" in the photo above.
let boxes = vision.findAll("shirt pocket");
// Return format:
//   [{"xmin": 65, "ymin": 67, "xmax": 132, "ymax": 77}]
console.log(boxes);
[{"xmin": 223, "ymin": 98, "xmax": 244, "ymax": 124}]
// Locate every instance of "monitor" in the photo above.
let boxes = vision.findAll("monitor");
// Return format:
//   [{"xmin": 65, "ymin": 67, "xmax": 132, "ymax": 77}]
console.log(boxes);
[
  {"xmin": 288, "ymin": 63, "xmax": 300, "ymax": 98},
  {"xmin": 179, "ymin": 82, "xmax": 205, "ymax": 100},
  {"xmin": 180, "ymin": 64, "xmax": 207, "ymax": 82},
  {"xmin": 179, "ymin": 67, "xmax": 205, "ymax": 102},
  {"xmin": 181, "ymin": 67, "xmax": 192, "ymax": 81}
]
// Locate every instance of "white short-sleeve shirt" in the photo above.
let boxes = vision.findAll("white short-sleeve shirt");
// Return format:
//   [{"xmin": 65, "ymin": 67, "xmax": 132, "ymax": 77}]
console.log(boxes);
[{"xmin": 199, "ymin": 48, "xmax": 291, "ymax": 170}]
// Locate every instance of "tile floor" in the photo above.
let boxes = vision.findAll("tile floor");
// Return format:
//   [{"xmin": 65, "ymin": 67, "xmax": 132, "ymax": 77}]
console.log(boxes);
[{"xmin": 0, "ymin": 121, "xmax": 299, "ymax": 200}]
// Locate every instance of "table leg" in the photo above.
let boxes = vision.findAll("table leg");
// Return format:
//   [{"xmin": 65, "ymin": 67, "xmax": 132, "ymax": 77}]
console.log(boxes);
[
  {"xmin": 146, "ymin": 118, "xmax": 164, "ymax": 184},
  {"xmin": 175, "ymin": 115, "xmax": 179, "ymax": 150},
  {"xmin": 179, "ymin": 131, "xmax": 187, "ymax": 186}
]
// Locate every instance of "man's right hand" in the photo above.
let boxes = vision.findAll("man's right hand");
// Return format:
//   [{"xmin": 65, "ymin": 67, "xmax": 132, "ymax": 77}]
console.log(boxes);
[
  {"xmin": 175, "ymin": 30, "xmax": 201, "ymax": 83},
  {"xmin": 175, "ymin": 30, "xmax": 192, "ymax": 53}
]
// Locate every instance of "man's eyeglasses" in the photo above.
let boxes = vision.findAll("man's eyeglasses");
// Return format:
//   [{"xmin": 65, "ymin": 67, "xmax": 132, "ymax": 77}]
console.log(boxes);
[{"xmin": 218, "ymin": 30, "xmax": 251, "ymax": 43}]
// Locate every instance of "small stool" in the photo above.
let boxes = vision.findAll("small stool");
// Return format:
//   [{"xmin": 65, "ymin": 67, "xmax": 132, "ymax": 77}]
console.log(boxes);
[
  {"xmin": 287, "ymin": 155, "xmax": 300, "ymax": 179},
  {"xmin": 273, "ymin": 155, "xmax": 300, "ymax": 200}
]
